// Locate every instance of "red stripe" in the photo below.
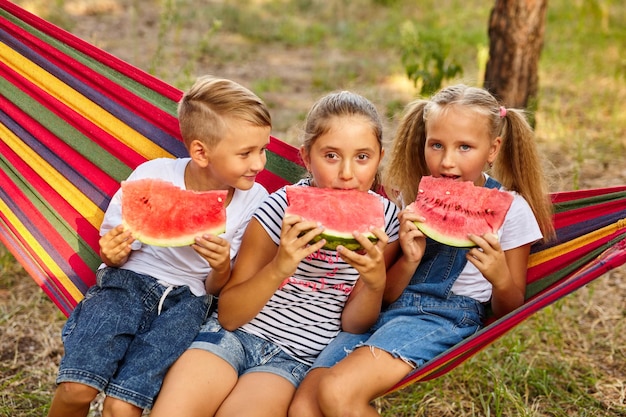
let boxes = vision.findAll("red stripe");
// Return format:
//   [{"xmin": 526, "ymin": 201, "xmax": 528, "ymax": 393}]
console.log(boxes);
[
  {"xmin": 0, "ymin": 140, "xmax": 101, "ymax": 253},
  {"xmin": 0, "ymin": 0, "xmax": 181, "ymax": 102},
  {"xmin": 0, "ymin": 61, "xmax": 147, "ymax": 169},
  {"xmin": 0, "ymin": 15, "xmax": 181, "ymax": 138},
  {"xmin": 257, "ymin": 170, "xmax": 292, "ymax": 194},
  {"xmin": 0, "ymin": 225, "xmax": 75, "ymax": 316},
  {"xmin": 0, "ymin": 95, "xmax": 120, "ymax": 200},
  {"xmin": 0, "ymin": 170, "xmax": 96, "ymax": 302},
  {"xmin": 269, "ymin": 135, "xmax": 301, "ymax": 162},
  {"xmin": 527, "ymin": 231, "xmax": 622, "ymax": 284},
  {"xmin": 552, "ymin": 198, "xmax": 625, "ymax": 229},
  {"xmin": 550, "ymin": 185, "xmax": 626, "ymax": 204}
]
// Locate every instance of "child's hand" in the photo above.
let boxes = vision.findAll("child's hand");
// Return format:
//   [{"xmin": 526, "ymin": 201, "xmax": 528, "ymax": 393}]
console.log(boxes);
[
  {"xmin": 398, "ymin": 207, "xmax": 426, "ymax": 264},
  {"xmin": 466, "ymin": 233, "xmax": 509, "ymax": 285},
  {"xmin": 272, "ymin": 215, "xmax": 326, "ymax": 278},
  {"xmin": 99, "ymin": 225, "xmax": 134, "ymax": 267},
  {"xmin": 192, "ymin": 234, "xmax": 231, "ymax": 274},
  {"xmin": 336, "ymin": 227, "xmax": 389, "ymax": 291}
]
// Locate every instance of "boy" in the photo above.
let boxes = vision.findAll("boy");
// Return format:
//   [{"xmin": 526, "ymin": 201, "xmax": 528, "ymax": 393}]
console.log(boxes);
[{"xmin": 47, "ymin": 75, "xmax": 272, "ymax": 417}]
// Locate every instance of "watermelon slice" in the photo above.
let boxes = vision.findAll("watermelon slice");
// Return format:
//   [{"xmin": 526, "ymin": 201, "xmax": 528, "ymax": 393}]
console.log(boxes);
[
  {"xmin": 284, "ymin": 186, "xmax": 385, "ymax": 251},
  {"xmin": 121, "ymin": 178, "xmax": 227, "ymax": 247},
  {"xmin": 409, "ymin": 176, "xmax": 514, "ymax": 247}
]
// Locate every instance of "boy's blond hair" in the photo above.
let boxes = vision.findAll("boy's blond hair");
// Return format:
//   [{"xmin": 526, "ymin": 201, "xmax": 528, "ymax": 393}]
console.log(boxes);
[{"xmin": 178, "ymin": 75, "xmax": 271, "ymax": 148}]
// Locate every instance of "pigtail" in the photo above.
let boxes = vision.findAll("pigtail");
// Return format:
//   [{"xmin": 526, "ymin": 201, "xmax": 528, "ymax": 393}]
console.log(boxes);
[
  {"xmin": 383, "ymin": 100, "xmax": 429, "ymax": 206},
  {"xmin": 493, "ymin": 109, "xmax": 556, "ymax": 241}
]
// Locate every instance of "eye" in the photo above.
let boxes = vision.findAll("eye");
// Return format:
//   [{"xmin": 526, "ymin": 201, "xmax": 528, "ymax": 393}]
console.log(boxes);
[
  {"xmin": 460, "ymin": 144, "xmax": 471, "ymax": 151},
  {"xmin": 356, "ymin": 153, "xmax": 370, "ymax": 161},
  {"xmin": 325, "ymin": 152, "xmax": 339, "ymax": 160},
  {"xmin": 431, "ymin": 143, "xmax": 443, "ymax": 150}
]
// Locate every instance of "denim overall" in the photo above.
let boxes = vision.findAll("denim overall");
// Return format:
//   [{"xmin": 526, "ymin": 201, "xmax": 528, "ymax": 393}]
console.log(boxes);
[{"xmin": 311, "ymin": 176, "xmax": 501, "ymax": 369}]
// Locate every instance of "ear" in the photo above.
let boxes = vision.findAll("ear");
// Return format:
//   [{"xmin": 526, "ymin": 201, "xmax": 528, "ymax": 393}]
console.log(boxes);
[
  {"xmin": 300, "ymin": 145, "xmax": 312, "ymax": 172},
  {"xmin": 488, "ymin": 136, "xmax": 502, "ymax": 166},
  {"xmin": 188, "ymin": 139, "xmax": 210, "ymax": 168}
]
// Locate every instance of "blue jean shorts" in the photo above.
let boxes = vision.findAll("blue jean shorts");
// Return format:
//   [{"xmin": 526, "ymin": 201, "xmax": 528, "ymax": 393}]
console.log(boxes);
[
  {"xmin": 190, "ymin": 316, "xmax": 310, "ymax": 387},
  {"xmin": 57, "ymin": 267, "xmax": 213, "ymax": 409},
  {"xmin": 312, "ymin": 292, "xmax": 484, "ymax": 370}
]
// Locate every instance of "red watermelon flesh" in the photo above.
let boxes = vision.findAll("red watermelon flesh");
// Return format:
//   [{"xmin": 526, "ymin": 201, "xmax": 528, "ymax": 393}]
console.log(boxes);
[
  {"xmin": 284, "ymin": 186, "xmax": 385, "ymax": 251},
  {"xmin": 409, "ymin": 176, "xmax": 514, "ymax": 247},
  {"xmin": 121, "ymin": 178, "xmax": 227, "ymax": 247}
]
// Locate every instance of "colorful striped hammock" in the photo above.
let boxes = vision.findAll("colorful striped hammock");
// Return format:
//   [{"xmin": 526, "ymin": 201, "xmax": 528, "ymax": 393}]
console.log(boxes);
[{"xmin": 1, "ymin": 0, "xmax": 625, "ymax": 393}]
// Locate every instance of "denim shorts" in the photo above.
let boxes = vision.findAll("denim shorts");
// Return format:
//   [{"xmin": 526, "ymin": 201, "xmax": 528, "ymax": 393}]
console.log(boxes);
[
  {"xmin": 312, "ymin": 292, "xmax": 484, "ymax": 370},
  {"xmin": 190, "ymin": 316, "xmax": 310, "ymax": 387},
  {"xmin": 57, "ymin": 267, "xmax": 213, "ymax": 409}
]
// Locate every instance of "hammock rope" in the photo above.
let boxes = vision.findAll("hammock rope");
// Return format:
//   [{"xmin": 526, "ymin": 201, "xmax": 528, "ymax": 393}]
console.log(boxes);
[{"xmin": 0, "ymin": 0, "xmax": 624, "ymax": 392}]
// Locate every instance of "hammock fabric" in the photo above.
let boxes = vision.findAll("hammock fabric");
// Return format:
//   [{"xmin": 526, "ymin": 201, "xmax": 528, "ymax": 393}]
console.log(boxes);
[{"xmin": 1, "ymin": 0, "xmax": 625, "ymax": 393}]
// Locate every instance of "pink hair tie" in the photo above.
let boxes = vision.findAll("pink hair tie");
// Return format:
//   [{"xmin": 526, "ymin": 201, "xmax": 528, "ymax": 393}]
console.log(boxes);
[{"xmin": 499, "ymin": 106, "xmax": 507, "ymax": 118}]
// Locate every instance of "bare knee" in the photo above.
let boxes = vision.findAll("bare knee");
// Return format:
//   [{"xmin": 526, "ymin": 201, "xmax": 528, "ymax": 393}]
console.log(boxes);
[
  {"xmin": 54, "ymin": 382, "xmax": 99, "ymax": 407},
  {"xmin": 102, "ymin": 396, "xmax": 143, "ymax": 417},
  {"xmin": 317, "ymin": 371, "xmax": 356, "ymax": 417}
]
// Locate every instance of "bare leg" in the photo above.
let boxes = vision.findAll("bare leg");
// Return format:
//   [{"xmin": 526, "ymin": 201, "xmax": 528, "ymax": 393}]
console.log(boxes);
[
  {"xmin": 216, "ymin": 372, "xmax": 295, "ymax": 417},
  {"xmin": 318, "ymin": 346, "xmax": 413, "ymax": 417},
  {"xmin": 149, "ymin": 349, "xmax": 238, "ymax": 417},
  {"xmin": 102, "ymin": 397, "xmax": 143, "ymax": 417},
  {"xmin": 47, "ymin": 382, "xmax": 99, "ymax": 417},
  {"xmin": 288, "ymin": 368, "xmax": 328, "ymax": 417}
]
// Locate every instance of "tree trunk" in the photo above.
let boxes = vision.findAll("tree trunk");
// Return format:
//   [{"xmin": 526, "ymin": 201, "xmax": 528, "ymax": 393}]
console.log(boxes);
[{"xmin": 484, "ymin": 0, "xmax": 548, "ymax": 112}]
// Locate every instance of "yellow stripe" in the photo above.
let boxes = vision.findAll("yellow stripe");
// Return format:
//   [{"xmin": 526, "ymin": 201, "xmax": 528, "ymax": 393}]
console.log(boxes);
[
  {"xmin": 528, "ymin": 220, "xmax": 625, "ymax": 268},
  {"xmin": 0, "ymin": 42, "xmax": 172, "ymax": 160},
  {"xmin": 0, "ymin": 199, "xmax": 84, "ymax": 303},
  {"xmin": 0, "ymin": 123, "xmax": 105, "ymax": 229}
]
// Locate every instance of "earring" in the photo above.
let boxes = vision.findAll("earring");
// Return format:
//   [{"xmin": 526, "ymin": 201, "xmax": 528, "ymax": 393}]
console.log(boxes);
[{"xmin": 488, "ymin": 162, "xmax": 493, "ymax": 168}]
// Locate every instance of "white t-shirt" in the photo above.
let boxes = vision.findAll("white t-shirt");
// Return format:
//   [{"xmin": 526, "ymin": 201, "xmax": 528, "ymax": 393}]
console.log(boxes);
[
  {"xmin": 99, "ymin": 158, "xmax": 268, "ymax": 296},
  {"xmin": 450, "ymin": 183, "xmax": 543, "ymax": 302},
  {"xmin": 241, "ymin": 179, "xmax": 400, "ymax": 365}
]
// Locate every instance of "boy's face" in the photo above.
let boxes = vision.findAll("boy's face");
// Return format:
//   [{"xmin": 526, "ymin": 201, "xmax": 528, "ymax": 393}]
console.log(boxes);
[{"xmin": 204, "ymin": 120, "xmax": 270, "ymax": 191}]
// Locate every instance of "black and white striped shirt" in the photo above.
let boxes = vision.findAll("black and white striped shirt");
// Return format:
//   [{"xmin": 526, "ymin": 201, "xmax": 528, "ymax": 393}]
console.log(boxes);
[{"xmin": 241, "ymin": 180, "xmax": 400, "ymax": 365}]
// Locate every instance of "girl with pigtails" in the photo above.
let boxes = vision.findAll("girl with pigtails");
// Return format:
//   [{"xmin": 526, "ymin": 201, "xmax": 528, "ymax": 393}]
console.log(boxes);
[{"xmin": 289, "ymin": 84, "xmax": 555, "ymax": 417}]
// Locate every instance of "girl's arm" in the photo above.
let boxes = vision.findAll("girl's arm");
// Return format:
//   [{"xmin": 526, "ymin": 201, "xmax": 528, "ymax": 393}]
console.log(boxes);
[
  {"xmin": 217, "ymin": 216, "xmax": 325, "ymax": 330},
  {"xmin": 467, "ymin": 233, "xmax": 528, "ymax": 318},
  {"xmin": 337, "ymin": 229, "xmax": 397, "ymax": 334},
  {"xmin": 382, "ymin": 207, "xmax": 427, "ymax": 304}
]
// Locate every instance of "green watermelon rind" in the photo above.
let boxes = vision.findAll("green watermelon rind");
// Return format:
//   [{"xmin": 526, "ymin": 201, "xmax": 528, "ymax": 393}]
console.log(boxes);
[
  {"xmin": 123, "ymin": 221, "xmax": 226, "ymax": 247},
  {"xmin": 414, "ymin": 221, "xmax": 477, "ymax": 248},
  {"xmin": 311, "ymin": 231, "xmax": 378, "ymax": 251}
]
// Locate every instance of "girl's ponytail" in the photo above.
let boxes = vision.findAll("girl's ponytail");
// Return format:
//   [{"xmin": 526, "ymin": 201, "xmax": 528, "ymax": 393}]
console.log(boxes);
[
  {"xmin": 494, "ymin": 109, "xmax": 555, "ymax": 241},
  {"xmin": 383, "ymin": 100, "xmax": 429, "ymax": 206}
]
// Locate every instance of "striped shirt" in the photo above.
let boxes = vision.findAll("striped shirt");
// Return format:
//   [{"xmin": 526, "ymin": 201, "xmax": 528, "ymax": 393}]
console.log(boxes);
[{"xmin": 240, "ymin": 179, "xmax": 400, "ymax": 365}]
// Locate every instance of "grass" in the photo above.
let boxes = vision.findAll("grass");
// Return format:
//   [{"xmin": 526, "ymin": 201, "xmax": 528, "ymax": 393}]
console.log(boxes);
[{"xmin": 3, "ymin": 0, "xmax": 626, "ymax": 415}]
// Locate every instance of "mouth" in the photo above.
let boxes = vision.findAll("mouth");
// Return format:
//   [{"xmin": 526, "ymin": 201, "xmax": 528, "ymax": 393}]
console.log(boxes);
[{"xmin": 440, "ymin": 174, "xmax": 461, "ymax": 181}]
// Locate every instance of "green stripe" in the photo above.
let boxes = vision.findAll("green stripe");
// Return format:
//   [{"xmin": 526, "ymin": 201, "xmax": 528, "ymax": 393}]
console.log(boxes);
[
  {"xmin": 553, "ymin": 190, "xmax": 626, "ymax": 213},
  {"xmin": 0, "ymin": 77, "xmax": 132, "ymax": 182},
  {"xmin": 0, "ymin": 153, "xmax": 101, "ymax": 271},
  {"xmin": 0, "ymin": 9, "xmax": 178, "ymax": 116},
  {"xmin": 524, "ymin": 233, "xmax": 625, "ymax": 298},
  {"xmin": 265, "ymin": 151, "xmax": 307, "ymax": 184}
]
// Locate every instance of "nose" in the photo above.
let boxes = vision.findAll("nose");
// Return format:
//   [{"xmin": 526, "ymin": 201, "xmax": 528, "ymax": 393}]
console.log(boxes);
[
  {"xmin": 338, "ymin": 159, "xmax": 354, "ymax": 181},
  {"xmin": 252, "ymin": 151, "xmax": 266, "ymax": 172},
  {"xmin": 441, "ymin": 150, "xmax": 455, "ymax": 169}
]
